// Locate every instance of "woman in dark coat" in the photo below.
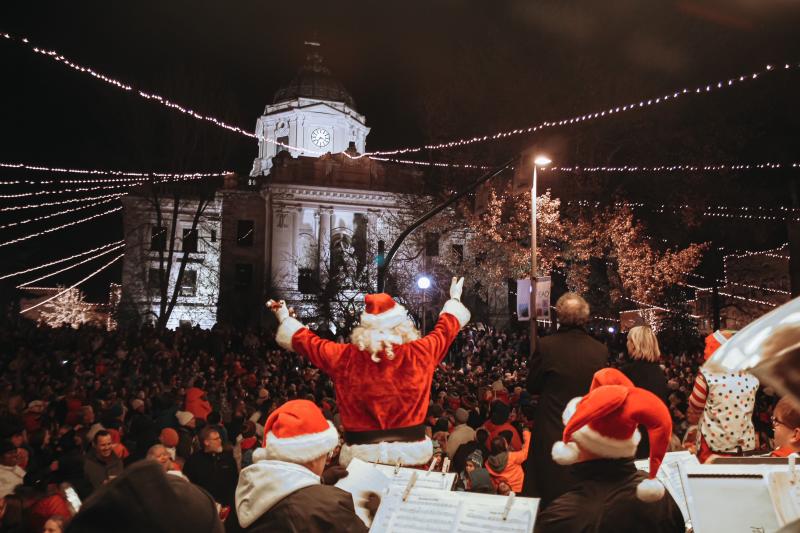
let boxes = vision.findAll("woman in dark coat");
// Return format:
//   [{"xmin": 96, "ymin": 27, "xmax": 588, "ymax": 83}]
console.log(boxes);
[{"xmin": 620, "ymin": 325, "xmax": 669, "ymax": 459}]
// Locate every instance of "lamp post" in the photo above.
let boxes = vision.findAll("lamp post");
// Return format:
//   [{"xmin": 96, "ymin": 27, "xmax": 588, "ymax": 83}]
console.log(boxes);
[
  {"xmin": 530, "ymin": 155, "xmax": 552, "ymax": 358},
  {"xmin": 417, "ymin": 275, "xmax": 431, "ymax": 334}
]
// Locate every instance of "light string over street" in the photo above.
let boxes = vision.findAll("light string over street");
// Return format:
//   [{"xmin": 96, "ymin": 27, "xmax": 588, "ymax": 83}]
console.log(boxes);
[
  {"xmin": 17, "ymin": 242, "xmax": 125, "ymax": 288},
  {"xmin": 4, "ymin": 31, "xmax": 796, "ymax": 161},
  {"xmin": 568, "ymin": 200, "xmax": 800, "ymax": 220},
  {"xmin": 0, "ymin": 161, "xmax": 229, "ymax": 178},
  {"xmin": 0, "ymin": 183, "xmax": 136, "ymax": 199},
  {"xmin": 19, "ymin": 253, "xmax": 124, "ymax": 314},
  {"xmin": 0, "ymin": 206, "xmax": 122, "ymax": 248},
  {"xmin": 0, "ymin": 197, "xmax": 120, "ymax": 230},
  {"xmin": 0, "ymin": 240, "xmax": 124, "ymax": 280},
  {"xmin": 0, "ymin": 193, "xmax": 124, "ymax": 212}
]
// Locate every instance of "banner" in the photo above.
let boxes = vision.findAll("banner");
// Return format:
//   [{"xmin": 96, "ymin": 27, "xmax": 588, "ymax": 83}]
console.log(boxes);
[{"xmin": 517, "ymin": 276, "xmax": 551, "ymax": 321}]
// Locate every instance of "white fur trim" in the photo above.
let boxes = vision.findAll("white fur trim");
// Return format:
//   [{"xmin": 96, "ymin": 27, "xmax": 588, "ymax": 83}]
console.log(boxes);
[
  {"xmin": 275, "ymin": 317, "xmax": 306, "ymax": 352},
  {"xmin": 440, "ymin": 299, "xmax": 470, "ymax": 328},
  {"xmin": 360, "ymin": 303, "xmax": 410, "ymax": 330},
  {"xmin": 637, "ymin": 477, "xmax": 666, "ymax": 502},
  {"xmin": 338, "ymin": 437, "xmax": 433, "ymax": 467},
  {"xmin": 551, "ymin": 441, "xmax": 581, "ymax": 465},
  {"xmin": 562, "ymin": 396, "xmax": 582, "ymax": 425},
  {"xmin": 570, "ymin": 424, "xmax": 641, "ymax": 459},
  {"xmin": 263, "ymin": 421, "xmax": 339, "ymax": 463}
]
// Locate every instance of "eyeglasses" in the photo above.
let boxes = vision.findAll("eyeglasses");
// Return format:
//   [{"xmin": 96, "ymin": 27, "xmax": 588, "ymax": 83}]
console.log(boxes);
[{"xmin": 772, "ymin": 416, "xmax": 788, "ymax": 429}]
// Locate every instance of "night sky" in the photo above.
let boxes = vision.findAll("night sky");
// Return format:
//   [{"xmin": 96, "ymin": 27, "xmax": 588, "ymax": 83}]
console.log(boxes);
[{"xmin": 2, "ymin": 0, "xmax": 800, "ymax": 301}]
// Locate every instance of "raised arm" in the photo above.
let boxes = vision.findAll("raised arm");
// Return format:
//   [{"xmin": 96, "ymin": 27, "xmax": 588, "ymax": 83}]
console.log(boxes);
[
  {"xmin": 268, "ymin": 300, "xmax": 347, "ymax": 376},
  {"xmin": 410, "ymin": 277, "xmax": 471, "ymax": 366}
]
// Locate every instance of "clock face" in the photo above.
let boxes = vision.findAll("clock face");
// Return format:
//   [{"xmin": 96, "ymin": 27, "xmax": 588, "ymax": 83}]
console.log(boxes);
[{"xmin": 311, "ymin": 128, "xmax": 331, "ymax": 148}]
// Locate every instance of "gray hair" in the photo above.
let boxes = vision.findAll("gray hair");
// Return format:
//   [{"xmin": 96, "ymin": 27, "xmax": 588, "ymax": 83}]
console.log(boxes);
[{"xmin": 555, "ymin": 292, "xmax": 590, "ymax": 326}]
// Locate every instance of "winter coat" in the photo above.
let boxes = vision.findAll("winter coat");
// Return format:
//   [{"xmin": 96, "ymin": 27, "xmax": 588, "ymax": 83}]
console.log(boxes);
[
  {"xmin": 83, "ymin": 449, "xmax": 124, "ymax": 493},
  {"xmin": 184, "ymin": 450, "xmax": 239, "ymax": 507},
  {"xmin": 620, "ymin": 360, "xmax": 669, "ymax": 459},
  {"xmin": 486, "ymin": 430, "xmax": 530, "ymax": 492},
  {"xmin": 446, "ymin": 424, "xmax": 476, "ymax": 459},
  {"xmin": 236, "ymin": 459, "xmax": 367, "ymax": 533},
  {"xmin": 534, "ymin": 459, "xmax": 684, "ymax": 533},
  {"xmin": 185, "ymin": 388, "xmax": 212, "ymax": 422},
  {"xmin": 525, "ymin": 326, "xmax": 608, "ymax": 504}
]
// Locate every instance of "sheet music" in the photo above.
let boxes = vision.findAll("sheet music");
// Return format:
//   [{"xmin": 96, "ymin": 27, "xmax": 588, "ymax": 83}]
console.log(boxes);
[
  {"xmin": 373, "ymin": 463, "xmax": 457, "ymax": 491},
  {"xmin": 766, "ymin": 471, "xmax": 800, "ymax": 526},
  {"xmin": 335, "ymin": 458, "xmax": 392, "ymax": 527},
  {"xmin": 370, "ymin": 486, "xmax": 539, "ymax": 533}
]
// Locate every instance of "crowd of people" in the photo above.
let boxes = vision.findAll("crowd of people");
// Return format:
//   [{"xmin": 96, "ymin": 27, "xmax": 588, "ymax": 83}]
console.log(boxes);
[{"xmin": 0, "ymin": 287, "xmax": 789, "ymax": 532}]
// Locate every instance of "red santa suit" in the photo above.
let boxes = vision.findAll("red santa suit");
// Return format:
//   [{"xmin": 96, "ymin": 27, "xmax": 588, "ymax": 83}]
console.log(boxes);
[{"xmin": 272, "ymin": 288, "xmax": 470, "ymax": 467}]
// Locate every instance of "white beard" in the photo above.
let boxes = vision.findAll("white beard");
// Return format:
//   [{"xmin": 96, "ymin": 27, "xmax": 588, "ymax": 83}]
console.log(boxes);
[{"xmin": 350, "ymin": 318, "xmax": 421, "ymax": 362}]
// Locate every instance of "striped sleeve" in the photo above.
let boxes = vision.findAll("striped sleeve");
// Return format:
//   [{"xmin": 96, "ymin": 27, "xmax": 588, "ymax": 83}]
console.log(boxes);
[{"xmin": 686, "ymin": 373, "xmax": 708, "ymax": 423}]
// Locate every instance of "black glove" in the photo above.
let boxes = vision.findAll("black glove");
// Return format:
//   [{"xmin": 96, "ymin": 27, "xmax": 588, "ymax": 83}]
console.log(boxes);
[{"xmin": 321, "ymin": 465, "xmax": 349, "ymax": 485}]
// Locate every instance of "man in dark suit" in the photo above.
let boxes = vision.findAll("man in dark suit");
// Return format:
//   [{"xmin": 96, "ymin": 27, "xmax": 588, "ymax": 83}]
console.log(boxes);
[{"xmin": 523, "ymin": 292, "xmax": 608, "ymax": 506}]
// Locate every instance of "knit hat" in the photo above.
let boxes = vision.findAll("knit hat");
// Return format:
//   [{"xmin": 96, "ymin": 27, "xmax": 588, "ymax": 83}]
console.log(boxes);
[
  {"xmin": 466, "ymin": 449, "xmax": 483, "ymax": 468},
  {"xmin": 704, "ymin": 329, "xmax": 736, "ymax": 361},
  {"xmin": 551, "ymin": 382, "xmax": 672, "ymax": 502},
  {"xmin": 359, "ymin": 293, "xmax": 410, "ymax": 330},
  {"xmin": 175, "ymin": 411, "xmax": 195, "ymax": 427},
  {"xmin": 455, "ymin": 408, "xmax": 469, "ymax": 425},
  {"xmin": 262, "ymin": 399, "xmax": 339, "ymax": 463},
  {"xmin": 160, "ymin": 428, "xmax": 179, "ymax": 447},
  {"xmin": 131, "ymin": 399, "xmax": 145, "ymax": 411}
]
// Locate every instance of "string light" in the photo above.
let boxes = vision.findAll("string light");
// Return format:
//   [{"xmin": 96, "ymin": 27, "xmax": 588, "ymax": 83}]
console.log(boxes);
[
  {"xmin": 0, "ymin": 197, "xmax": 119, "ymax": 230},
  {"xmin": 568, "ymin": 200, "xmax": 800, "ymax": 221},
  {"xmin": 0, "ymin": 240, "xmax": 123, "ymax": 280},
  {"xmin": 7, "ymin": 31, "xmax": 794, "ymax": 162},
  {"xmin": 0, "ymin": 183, "xmax": 137, "ymax": 199},
  {"xmin": 0, "ymin": 206, "xmax": 122, "ymax": 248},
  {"xmin": 0, "ymin": 193, "xmax": 123, "ymax": 212},
  {"xmin": 17, "ymin": 243, "xmax": 125, "ymax": 288},
  {"xmin": 19, "ymin": 253, "xmax": 124, "ymax": 314},
  {"xmin": 0, "ymin": 161, "xmax": 229, "ymax": 178},
  {"xmin": 353, "ymin": 63, "xmax": 794, "ymax": 157},
  {"xmin": 547, "ymin": 162, "xmax": 786, "ymax": 173},
  {"xmin": 372, "ymin": 157, "xmax": 493, "ymax": 170}
]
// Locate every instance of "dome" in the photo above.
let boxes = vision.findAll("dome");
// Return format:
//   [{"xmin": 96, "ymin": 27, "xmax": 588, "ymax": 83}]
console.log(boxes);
[{"xmin": 273, "ymin": 44, "xmax": 356, "ymax": 109}]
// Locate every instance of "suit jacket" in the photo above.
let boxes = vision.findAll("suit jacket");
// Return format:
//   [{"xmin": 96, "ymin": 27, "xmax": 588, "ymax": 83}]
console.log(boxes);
[
  {"xmin": 524, "ymin": 326, "xmax": 608, "ymax": 504},
  {"xmin": 535, "ymin": 460, "xmax": 684, "ymax": 533}
]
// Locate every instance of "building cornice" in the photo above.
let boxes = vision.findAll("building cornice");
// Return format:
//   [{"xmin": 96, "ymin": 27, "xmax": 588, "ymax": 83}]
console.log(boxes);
[{"xmin": 267, "ymin": 184, "xmax": 404, "ymax": 208}]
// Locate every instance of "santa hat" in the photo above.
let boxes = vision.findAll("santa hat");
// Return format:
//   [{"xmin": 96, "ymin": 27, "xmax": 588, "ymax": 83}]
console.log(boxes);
[
  {"xmin": 704, "ymin": 329, "xmax": 736, "ymax": 360},
  {"xmin": 551, "ymin": 381, "xmax": 672, "ymax": 502},
  {"xmin": 262, "ymin": 399, "xmax": 339, "ymax": 463},
  {"xmin": 561, "ymin": 368, "xmax": 634, "ymax": 425},
  {"xmin": 359, "ymin": 293, "xmax": 410, "ymax": 330}
]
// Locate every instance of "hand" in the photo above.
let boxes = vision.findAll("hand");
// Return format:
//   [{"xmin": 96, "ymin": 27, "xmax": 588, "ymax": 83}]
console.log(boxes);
[
  {"xmin": 449, "ymin": 277, "xmax": 465, "ymax": 301},
  {"xmin": 363, "ymin": 491, "xmax": 381, "ymax": 519},
  {"xmin": 321, "ymin": 465, "xmax": 349, "ymax": 485},
  {"xmin": 266, "ymin": 299, "xmax": 290, "ymax": 323}
]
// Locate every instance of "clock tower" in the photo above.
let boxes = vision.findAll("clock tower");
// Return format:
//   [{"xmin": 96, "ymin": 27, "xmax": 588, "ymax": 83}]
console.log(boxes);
[{"xmin": 250, "ymin": 42, "xmax": 370, "ymax": 176}]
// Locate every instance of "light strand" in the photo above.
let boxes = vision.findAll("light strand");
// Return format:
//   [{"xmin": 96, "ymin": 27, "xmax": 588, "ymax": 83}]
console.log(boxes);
[
  {"xmin": 0, "ymin": 193, "xmax": 123, "ymax": 212},
  {"xmin": 19, "ymin": 253, "xmax": 124, "ymax": 314},
  {"xmin": 0, "ymin": 240, "xmax": 123, "ymax": 280},
  {"xmin": 547, "ymin": 162, "xmax": 789, "ymax": 173},
  {"xmin": 0, "ymin": 206, "xmax": 122, "ymax": 248},
  {"xmin": 0, "ymin": 183, "xmax": 137, "ymax": 199},
  {"xmin": 0, "ymin": 161, "xmax": 228, "ymax": 178},
  {"xmin": 17, "ymin": 243, "xmax": 125, "ymax": 288},
  {"xmin": 568, "ymin": 200, "xmax": 800, "ymax": 221},
  {"xmin": 354, "ymin": 62, "xmax": 795, "ymax": 157},
  {"xmin": 0, "ymin": 197, "xmax": 119, "ymax": 230}
]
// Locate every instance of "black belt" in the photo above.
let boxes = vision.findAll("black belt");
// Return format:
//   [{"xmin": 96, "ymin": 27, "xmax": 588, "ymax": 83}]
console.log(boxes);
[{"xmin": 344, "ymin": 424, "xmax": 427, "ymax": 445}]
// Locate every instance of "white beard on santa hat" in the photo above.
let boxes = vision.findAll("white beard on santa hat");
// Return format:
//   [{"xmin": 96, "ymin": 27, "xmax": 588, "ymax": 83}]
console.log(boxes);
[{"xmin": 350, "ymin": 317, "xmax": 420, "ymax": 363}]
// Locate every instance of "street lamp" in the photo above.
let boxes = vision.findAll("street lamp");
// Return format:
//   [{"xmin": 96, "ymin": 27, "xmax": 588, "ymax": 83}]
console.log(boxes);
[
  {"xmin": 417, "ymin": 275, "xmax": 431, "ymax": 334},
  {"xmin": 530, "ymin": 155, "xmax": 552, "ymax": 358}
]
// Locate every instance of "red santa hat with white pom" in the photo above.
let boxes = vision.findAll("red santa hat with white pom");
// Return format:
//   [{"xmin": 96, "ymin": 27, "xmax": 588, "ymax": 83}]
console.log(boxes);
[
  {"xmin": 552, "ymin": 369, "xmax": 672, "ymax": 502},
  {"xmin": 260, "ymin": 399, "xmax": 339, "ymax": 463}
]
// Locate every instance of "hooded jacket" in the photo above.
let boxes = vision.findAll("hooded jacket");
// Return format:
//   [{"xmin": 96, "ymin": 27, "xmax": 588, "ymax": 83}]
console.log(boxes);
[
  {"xmin": 235, "ymin": 460, "xmax": 367, "ymax": 533},
  {"xmin": 185, "ymin": 388, "xmax": 212, "ymax": 422},
  {"xmin": 485, "ymin": 429, "xmax": 530, "ymax": 492}
]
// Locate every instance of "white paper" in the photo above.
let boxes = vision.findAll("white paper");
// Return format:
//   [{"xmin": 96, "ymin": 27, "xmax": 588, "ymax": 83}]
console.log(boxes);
[
  {"xmin": 335, "ymin": 458, "xmax": 392, "ymax": 527},
  {"xmin": 370, "ymin": 486, "xmax": 539, "ymax": 533},
  {"xmin": 635, "ymin": 451, "xmax": 698, "ymax": 523},
  {"xmin": 373, "ymin": 463, "xmax": 457, "ymax": 492},
  {"xmin": 766, "ymin": 471, "xmax": 800, "ymax": 526}
]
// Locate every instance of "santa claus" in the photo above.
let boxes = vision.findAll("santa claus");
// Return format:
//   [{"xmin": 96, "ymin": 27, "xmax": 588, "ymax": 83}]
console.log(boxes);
[{"xmin": 267, "ymin": 277, "xmax": 470, "ymax": 467}]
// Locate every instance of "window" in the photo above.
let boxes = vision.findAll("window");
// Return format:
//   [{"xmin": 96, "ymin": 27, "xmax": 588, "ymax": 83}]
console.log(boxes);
[
  {"xmin": 277, "ymin": 135, "xmax": 289, "ymax": 154},
  {"xmin": 179, "ymin": 270, "xmax": 197, "ymax": 296},
  {"xmin": 425, "ymin": 232, "xmax": 440, "ymax": 257},
  {"xmin": 452, "ymin": 244, "xmax": 464, "ymax": 263},
  {"xmin": 353, "ymin": 214, "xmax": 368, "ymax": 271},
  {"xmin": 237, "ymin": 220, "xmax": 255, "ymax": 247},
  {"xmin": 298, "ymin": 268, "xmax": 315, "ymax": 294},
  {"xmin": 235, "ymin": 263, "xmax": 253, "ymax": 289},
  {"xmin": 182, "ymin": 228, "xmax": 198, "ymax": 253},
  {"xmin": 150, "ymin": 227, "xmax": 166, "ymax": 251},
  {"xmin": 210, "ymin": 230, "xmax": 217, "ymax": 243},
  {"xmin": 148, "ymin": 268, "xmax": 162, "ymax": 292}
]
